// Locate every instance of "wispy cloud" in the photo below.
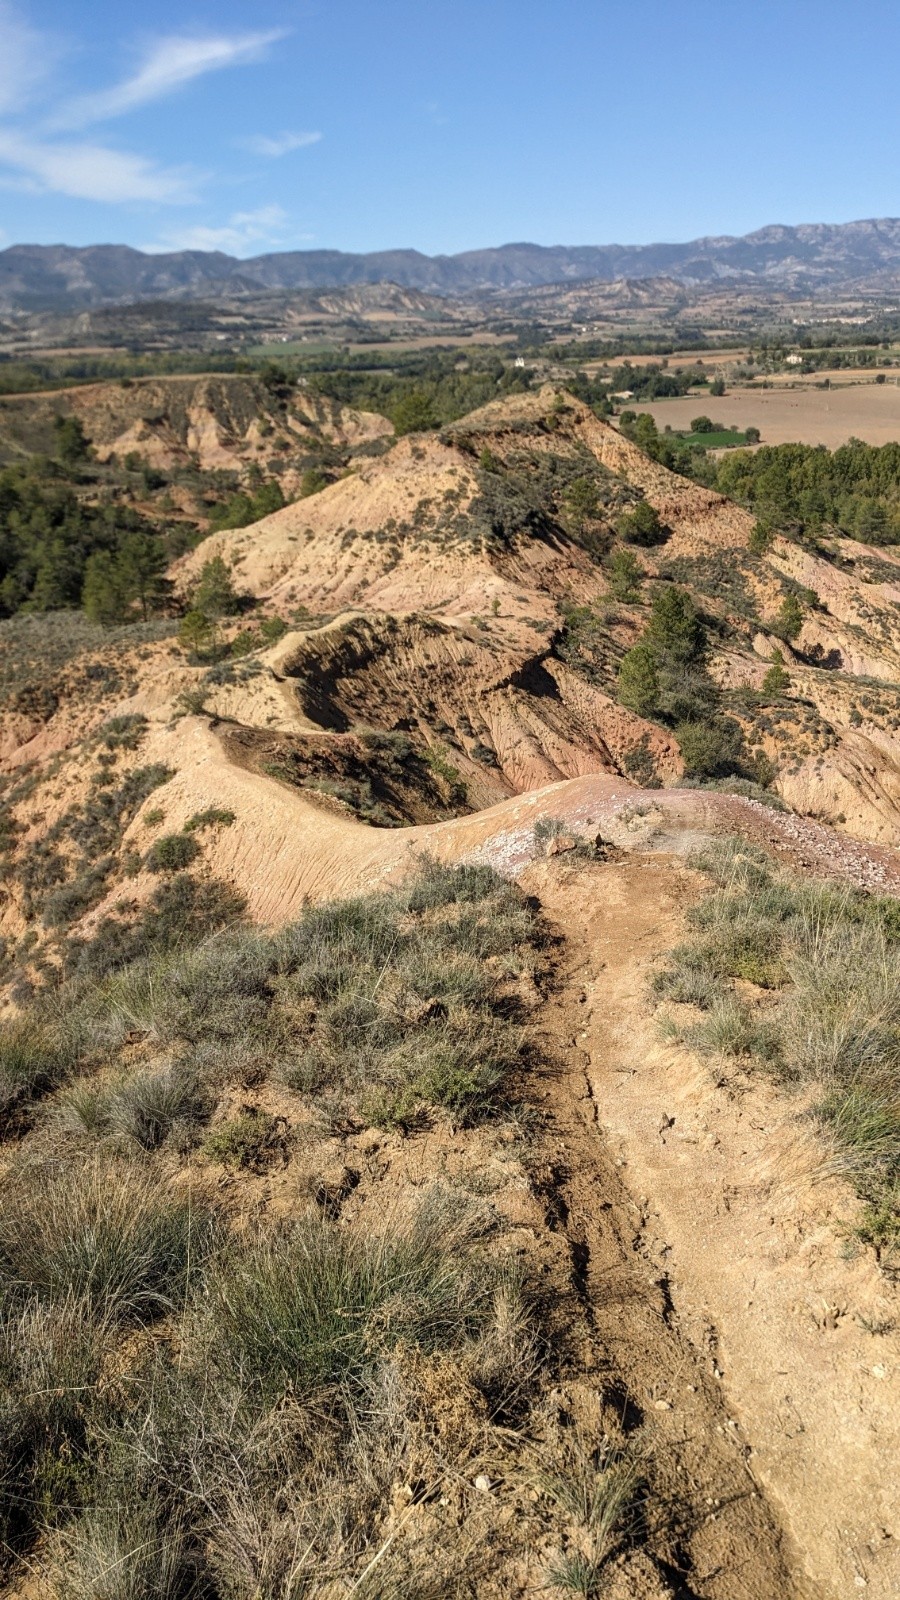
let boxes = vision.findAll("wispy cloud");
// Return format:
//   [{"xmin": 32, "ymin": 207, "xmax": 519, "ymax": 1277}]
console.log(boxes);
[
  {"xmin": 148, "ymin": 204, "xmax": 302, "ymax": 256},
  {"xmin": 0, "ymin": 9, "xmax": 302, "ymax": 216},
  {"xmin": 239, "ymin": 129, "xmax": 322, "ymax": 158},
  {"xmin": 51, "ymin": 30, "xmax": 286, "ymax": 130},
  {"xmin": 0, "ymin": 130, "xmax": 197, "ymax": 202},
  {"xmin": 0, "ymin": 1, "xmax": 57, "ymax": 116}
]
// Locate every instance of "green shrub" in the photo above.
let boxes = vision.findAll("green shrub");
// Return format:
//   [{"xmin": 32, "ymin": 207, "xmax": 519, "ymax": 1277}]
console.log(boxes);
[
  {"xmin": 184, "ymin": 807, "xmax": 235, "ymax": 832},
  {"xmin": 203, "ymin": 1109, "xmax": 281, "ymax": 1169},
  {"xmin": 617, "ymin": 641, "xmax": 659, "ymax": 717},
  {"xmin": 676, "ymin": 716, "xmax": 745, "ymax": 779},
  {"xmin": 98, "ymin": 714, "xmax": 148, "ymax": 752},
  {"xmin": 41, "ymin": 859, "xmax": 114, "ymax": 928},
  {"xmin": 392, "ymin": 391, "xmax": 439, "ymax": 436},
  {"xmin": 773, "ymin": 592, "xmax": 804, "ymax": 641},
  {"xmin": 606, "ymin": 547, "xmax": 644, "ymax": 601},
  {"xmin": 178, "ymin": 610, "xmax": 218, "ymax": 662},
  {"xmin": 192, "ymin": 557, "xmax": 240, "ymax": 619},
  {"xmin": 617, "ymin": 501, "xmax": 666, "ymax": 546},
  {"xmin": 146, "ymin": 833, "xmax": 201, "ymax": 874},
  {"xmin": 761, "ymin": 651, "xmax": 790, "ymax": 696},
  {"xmin": 299, "ymin": 467, "xmax": 328, "ymax": 497},
  {"xmin": 617, "ymin": 589, "xmax": 747, "ymax": 778},
  {"xmin": 748, "ymin": 520, "xmax": 773, "ymax": 555}
]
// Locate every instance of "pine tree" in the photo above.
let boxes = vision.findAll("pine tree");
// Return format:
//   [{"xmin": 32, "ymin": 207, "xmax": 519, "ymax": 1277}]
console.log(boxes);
[
  {"xmin": 178, "ymin": 608, "xmax": 217, "ymax": 660},
  {"xmin": 117, "ymin": 532, "xmax": 169, "ymax": 620},
  {"xmin": 82, "ymin": 552, "xmax": 129, "ymax": 624},
  {"xmin": 193, "ymin": 557, "xmax": 239, "ymax": 619},
  {"xmin": 617, "ymin": 641, "xmax": 659, "ymax": 717}
]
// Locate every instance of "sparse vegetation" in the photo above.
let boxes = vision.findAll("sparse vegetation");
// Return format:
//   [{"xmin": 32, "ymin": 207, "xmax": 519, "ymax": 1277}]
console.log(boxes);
[
  {"xmin": 184, "ymin": 807, "xmax": 236, "ymax": 832},
  {"xmin": 653, "ymin": 840, "xmax": 900, "ymax": 1263},
  {"xmin": 0, "ymin": 861, "xmax": 610, "ymax": 1596},
  {"xmin": 542, "ymin": 1436, "xmax": 645, "ymax": 1595},
  {"xmin": 1, "ymin": 353, "xmax": 898, "ymax": 1595}
]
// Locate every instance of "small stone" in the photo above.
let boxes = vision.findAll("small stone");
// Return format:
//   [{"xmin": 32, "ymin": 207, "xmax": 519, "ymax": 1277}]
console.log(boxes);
[
  {"xmin": 473, "ymin": 1474, "xmax": 493, "ymax": 1494},
  {"xmin": 653, "ymin": 1398, "xmax": 673, "ymax": 1411}
]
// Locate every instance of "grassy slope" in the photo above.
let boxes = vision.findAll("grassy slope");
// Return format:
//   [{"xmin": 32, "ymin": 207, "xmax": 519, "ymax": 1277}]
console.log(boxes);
[{"xmin": 652, "ymin": 839, "xmax": 900, "ymax": 1263}]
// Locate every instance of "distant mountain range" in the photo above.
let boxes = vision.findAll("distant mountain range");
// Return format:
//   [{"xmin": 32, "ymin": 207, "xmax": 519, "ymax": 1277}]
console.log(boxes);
[{"xmin": 4, "ymin": 219, "xmax": 900, "ymax": 311}]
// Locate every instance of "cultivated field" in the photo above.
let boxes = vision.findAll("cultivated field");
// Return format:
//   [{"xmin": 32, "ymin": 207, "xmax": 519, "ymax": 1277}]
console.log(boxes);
[{"xmin": 641, "ymin": 377, "xmax": 900, "ymax": 447}]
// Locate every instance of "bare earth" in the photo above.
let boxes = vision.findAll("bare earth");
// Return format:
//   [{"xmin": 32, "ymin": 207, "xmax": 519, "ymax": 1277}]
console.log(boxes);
[
  {"xmin": 642, "ymin": 381, "xmax": 900, "ymax": 448},
  {"xmin": 530, "ymin": 853, "xmax": 900, "ymax": 1600}
]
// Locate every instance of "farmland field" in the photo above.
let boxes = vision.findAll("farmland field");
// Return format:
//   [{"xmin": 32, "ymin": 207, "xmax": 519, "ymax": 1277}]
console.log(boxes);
[
  {"xmin": 640, "ymin": 378, "xmax": 900, "ymax": 448},
  {"xmin": 677, "ymin": 427, "xmax": 751, "ymax": 447}
]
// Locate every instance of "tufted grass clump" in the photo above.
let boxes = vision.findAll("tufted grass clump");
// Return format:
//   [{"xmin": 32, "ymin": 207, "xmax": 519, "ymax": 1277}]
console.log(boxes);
[
  {"xmin": 0, "ymin": 1158, "xmax": 216, "ymax": 1324},
  {"xmin": 0, "ymin": 1014, "xmax": 83, "ymax": 1127},
  {"xmin": 205, "ymin": 1191, "xmax": 492, "ymax": 1410}
]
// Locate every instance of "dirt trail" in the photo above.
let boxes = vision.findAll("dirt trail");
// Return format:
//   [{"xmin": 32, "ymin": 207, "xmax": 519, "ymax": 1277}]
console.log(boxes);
[{"xmin": 527, "ymin": 855, "xmax": 900, "ymax": 1600}]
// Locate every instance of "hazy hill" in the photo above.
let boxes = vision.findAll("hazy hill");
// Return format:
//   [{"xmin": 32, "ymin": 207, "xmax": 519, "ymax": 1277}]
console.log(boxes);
[{"xmin": 5, "ymin": 217, "xmax": 900, "ymax": 309}]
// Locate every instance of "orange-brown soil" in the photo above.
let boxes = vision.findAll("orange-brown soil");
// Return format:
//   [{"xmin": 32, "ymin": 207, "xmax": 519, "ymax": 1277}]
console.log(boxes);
[{"xmin": 2, "ymin": 383, "xmax": 900, "ymax": 1597}]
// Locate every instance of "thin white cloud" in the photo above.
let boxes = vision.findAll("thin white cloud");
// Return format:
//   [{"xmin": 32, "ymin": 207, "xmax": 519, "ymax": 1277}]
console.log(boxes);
[
  {"xmin": 0, "ymin": 1, "xmax": 56, "ymax": 116},
  {"xmin": 52, "ymin": 30, "xmax": 286, "ymax": 130},
  {"xmin": 240, "ymin": 130, "xmax": 322, "ymax": 158},
  {"xmin": 0, "ymin": 131, "xmax": 197, "ymax": 203},
  {"xmin": 148, "ymin": 204, "xmax": 300, "ymax": 256},
  {"xmin": 0, "ymin": 14, "xmax": 293, "ymax": 216}
]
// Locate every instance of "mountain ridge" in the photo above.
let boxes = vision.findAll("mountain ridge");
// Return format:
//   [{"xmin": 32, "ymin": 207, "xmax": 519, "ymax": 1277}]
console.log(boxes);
[{"xmin": 5, "ymin": 217, "xmax": 900, "ymax": 309}]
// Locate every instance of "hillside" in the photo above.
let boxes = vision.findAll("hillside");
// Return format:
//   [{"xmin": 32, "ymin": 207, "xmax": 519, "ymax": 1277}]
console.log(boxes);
[
  {"xmin": 0, "ymin": 383, "xmax": 898, "ymax": 1598},
  {"xmin": 5, "ymin": 218, "xmax": 900, "ymax": 309},
  {"xmin": 0, "ymin": 373, "xmax": 391, "ymax": 476}
]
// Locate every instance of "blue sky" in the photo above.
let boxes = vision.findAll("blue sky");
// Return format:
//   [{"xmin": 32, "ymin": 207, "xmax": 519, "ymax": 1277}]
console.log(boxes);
[{"xmin": 0, "ymin": 0, "xmax": 898, "ymax": 257}]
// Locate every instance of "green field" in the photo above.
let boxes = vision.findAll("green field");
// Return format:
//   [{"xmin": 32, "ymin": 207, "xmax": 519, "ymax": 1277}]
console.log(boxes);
[{"xmin": 247, "ymin": 340, "xmax": 342, "ymax": 358}]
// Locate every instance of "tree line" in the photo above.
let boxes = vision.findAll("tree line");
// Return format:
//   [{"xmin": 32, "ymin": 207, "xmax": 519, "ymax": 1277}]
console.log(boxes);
[
  {"xmin": 615, "ymin": 413, "xmax": 900, "ymax": 546},
  {"xmin": 715, "ymin": 438, "xmax": 900, "ymax": 545}
]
